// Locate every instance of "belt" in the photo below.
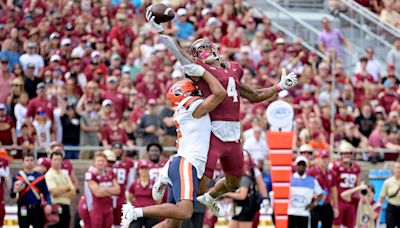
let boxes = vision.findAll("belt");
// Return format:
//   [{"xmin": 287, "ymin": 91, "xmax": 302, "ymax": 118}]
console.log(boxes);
[{"xmin": 19, "ymin": 204, "xmax": 42, "ymax": 209}]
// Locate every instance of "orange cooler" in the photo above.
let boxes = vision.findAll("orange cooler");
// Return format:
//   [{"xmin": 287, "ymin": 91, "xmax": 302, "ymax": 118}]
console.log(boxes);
[
  {"xmin": 270, "ymin": 166, "xmax": 292, "ymax": 182},
  {"xmin": 272, "ymin": 182, "xmax": 290, "ymax": 199}
]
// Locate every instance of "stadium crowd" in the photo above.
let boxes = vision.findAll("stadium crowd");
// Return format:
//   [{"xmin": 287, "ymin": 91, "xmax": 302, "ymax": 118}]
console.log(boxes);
[{"xmin": 0, "ymin": 0, "xmax": 399, "ymax": 227}]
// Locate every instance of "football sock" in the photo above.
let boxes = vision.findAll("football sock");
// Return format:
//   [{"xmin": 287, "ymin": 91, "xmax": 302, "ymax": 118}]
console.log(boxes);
[{"xmin": 134, "ymin": 208, "xmax": 144, "ymax": 218}]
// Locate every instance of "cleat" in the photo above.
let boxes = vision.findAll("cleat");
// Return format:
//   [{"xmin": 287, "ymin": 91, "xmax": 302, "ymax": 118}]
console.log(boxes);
[
  {"xmin": 197, "ymin": 194, "xmax": 224, "ymax": 218},
  {"xmin": 121, "ymin": 204, "xmax": 137, "ymax": 228}
]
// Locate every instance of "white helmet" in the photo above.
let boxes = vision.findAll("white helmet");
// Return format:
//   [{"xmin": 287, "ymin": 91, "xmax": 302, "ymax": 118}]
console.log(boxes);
[
  {"xmin": 190, "ymin": 38, "xmax": 220, "ymax": 64},
  {"xmin": 103, "ymin": 149, "xmax": 116, "ymax": 162}
]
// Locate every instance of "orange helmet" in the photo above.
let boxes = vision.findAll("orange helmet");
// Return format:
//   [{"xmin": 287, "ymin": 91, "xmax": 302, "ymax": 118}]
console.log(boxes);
[{"xmin": 167, "ymin": 80, "xmax": 198, "ymax": 107}]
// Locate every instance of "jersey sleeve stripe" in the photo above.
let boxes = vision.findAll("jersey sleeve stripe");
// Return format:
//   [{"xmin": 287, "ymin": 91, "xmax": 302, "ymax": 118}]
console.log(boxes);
[{"xmin": 183, "ymin": 96, "xmax": 202, "ymax": 110}]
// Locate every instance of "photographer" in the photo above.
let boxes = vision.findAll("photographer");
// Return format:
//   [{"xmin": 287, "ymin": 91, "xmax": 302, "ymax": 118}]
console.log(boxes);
[
  {"xmin": 378, "ymin": 160, "xmax": 400, "ymax": 228},
  {"xmin": 340, "ymin": 182, "xmax": 381, "ymax": 228}
]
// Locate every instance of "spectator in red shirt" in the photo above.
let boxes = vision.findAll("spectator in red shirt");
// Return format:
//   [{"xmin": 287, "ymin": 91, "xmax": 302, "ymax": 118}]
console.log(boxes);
[
  {"xmin": 220, "ymin": 21, "xmax": 241, "ymax": 58},
  {"xmin": 22, "ymin": 0, "xmax": 48, "ymax": 22},
  {"xmin": 128, "ymin": 159, "xmax": 159, "ymax": 228},
  {"xmin": 102, "ymin": 76, "xmax": 128, "ymax": 119},
  {"xmin": 136, "ymin": 71, "xmax": 162, "ymax": 101},
  {"xmin": 379, "ymin": 77, "xmax": 399, "ymax": 114},
  {"xmin": 368, "ymin": 120, "xmax": 400, "ymax": 161},
  {"xmin": 0, "ymin": 103, "xmax": 17, "ymax": 147},
  {"xmin": 109, "ymin": 13, "xmax": 136, "ymax": 57},
  {"xmin": 26, "ymin": 82, "xmax": 53, "ymax": 123},
  {"xmin": 262, "ymin": 18, "xmax": 277, "ymax": 42},
  {"xmin": 101, "ymin": 112, "xmax": 134, "ymax": 148}
]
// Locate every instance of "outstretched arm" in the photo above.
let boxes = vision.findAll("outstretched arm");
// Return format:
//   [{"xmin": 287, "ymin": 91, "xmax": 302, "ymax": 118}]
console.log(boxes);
[
  {"xmin": 240, "ymin": 68, "xmax": 297, "ymax": 103},
  {"xmin": 240, "ymin": 83, "xmax": 280, "ymax": 103},
  {"xmin": 146, "ymin": 11, "xmax": 193, "ymax": 66}
]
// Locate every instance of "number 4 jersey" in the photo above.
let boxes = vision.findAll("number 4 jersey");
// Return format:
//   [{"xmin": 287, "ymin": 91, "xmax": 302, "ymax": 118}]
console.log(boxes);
[
  {"xmin": 196, "ymin": 61, "xmax": 243, "ymax": 142},
  {"xmin": 331, "ymin": 160, "xmax": 361, "ymax": 195}
]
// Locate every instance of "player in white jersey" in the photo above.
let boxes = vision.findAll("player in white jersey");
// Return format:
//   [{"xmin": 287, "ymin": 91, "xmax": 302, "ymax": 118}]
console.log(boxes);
[{"xmin": 121, "ymin": 64, "xmax": 226, "ymax": 228}]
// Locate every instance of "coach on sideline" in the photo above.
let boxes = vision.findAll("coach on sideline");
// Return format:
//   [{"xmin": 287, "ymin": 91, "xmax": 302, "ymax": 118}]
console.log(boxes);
[
  {"xmin": 45, "ymin": 150, "xmax": 76, "ymax": 228},
  {"xmin": 378, "ymin": 159, "xmax": 400, "ymax": 228},
  {"xmin": 288, "ymin": 156, "xmax": 323, "ymax": 228},
  {"xmin": 11, "ymin": 153, "xmax": 52, "ymax": 228}
]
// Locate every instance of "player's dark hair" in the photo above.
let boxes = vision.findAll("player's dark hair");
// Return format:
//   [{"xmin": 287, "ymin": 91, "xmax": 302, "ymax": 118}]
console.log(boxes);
[
  {"xmin": 50, "ymin": 150, "xmax": 63, "ymax": 159},
  {"xmin": 146, "ymin": 142, "xmax": 163, "ymax": 152},
  {"xmin": 22, "ymin": 152, "xmax": 35, "ymax": 160}
]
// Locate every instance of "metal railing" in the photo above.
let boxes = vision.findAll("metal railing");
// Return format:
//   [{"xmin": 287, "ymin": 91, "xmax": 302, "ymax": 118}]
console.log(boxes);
[
  {"xmin": 252, "ymin": 0, "xmax": 363, "ymax": 72},
  {"xmin": 1, "ymin": 145, "xmax": 399, "ymax": 154},
  {"xmin": 338, "ymin": 0, "xmax": 400, "ymax": 41},
  {"xmin": 273, "ymin": 0, "xmax": 325, "ymax": 10}
]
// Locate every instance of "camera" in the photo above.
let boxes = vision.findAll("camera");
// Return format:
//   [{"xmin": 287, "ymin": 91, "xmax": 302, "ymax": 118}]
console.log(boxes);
[{"xmin": 361, "ymin": 189, "xmax": 368, "ymax": 195}]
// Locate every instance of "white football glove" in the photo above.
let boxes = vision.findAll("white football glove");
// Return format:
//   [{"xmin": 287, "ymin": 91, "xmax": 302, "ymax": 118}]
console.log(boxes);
[
  {"xmin": 259, "ymin": 199, "xmax": 270, "ymax": 214},
  {"xmin": 145, "ymin": 8, "xmax": 164, "ymax": 33},
  {"xmin": 278, "ymin": 68, "xmax": 297, "ymax": 90},
  {"xmin": 183, "ymin": 63, "xmax": 205, "ymax": 77}
]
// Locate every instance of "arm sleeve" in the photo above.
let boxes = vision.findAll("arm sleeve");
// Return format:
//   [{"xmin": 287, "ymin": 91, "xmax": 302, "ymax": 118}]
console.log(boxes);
[
  {"xmin": 10, "ymin": 175, "xmax": 17, "ymax": 198},
  {"xmin": 44, "ymin": 172, "xmax": 56, "ymax": 191},
  {"xmin": 314, "ymin": 178, "xmax": 323, "ymax": 195},
  {"xmin": 379, "ymin": 180, "xmax": 388, "ymax": 199},
  {"xmin": 39, "ymin": 175, "xmax": 52, "ymax": 204},
  {"xmin": 240, "ymin": 176, "xmax": 252, "ymax": 188}
]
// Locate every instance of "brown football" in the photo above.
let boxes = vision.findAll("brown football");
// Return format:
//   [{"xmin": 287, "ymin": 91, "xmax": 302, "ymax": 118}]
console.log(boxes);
[{"xmin": 147, "ymin": 3, "xmax": 175, "ymax": 24}]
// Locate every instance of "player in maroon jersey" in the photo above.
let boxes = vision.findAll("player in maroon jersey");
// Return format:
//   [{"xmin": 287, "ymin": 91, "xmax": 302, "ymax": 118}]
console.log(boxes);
[
  {"xmin": 146, "ymin": 12, "xmax": 298, "ymax": 216},
  {"xmin": 110, "ymin": 142, "xmax": 135, "ymax": 227},
  {"xmin": 331, "ymin": 141, "xmax": 361, "ymax": 228},
  {"xmin": 84, "ymin": 152, "xmax": 120, "ymax": 228}
]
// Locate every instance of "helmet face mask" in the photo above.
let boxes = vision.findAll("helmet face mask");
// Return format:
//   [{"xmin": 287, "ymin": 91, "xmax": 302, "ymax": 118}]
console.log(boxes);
[{"xmin": 190, "ymin": 38, "xmax": 219, "ymax": 64}]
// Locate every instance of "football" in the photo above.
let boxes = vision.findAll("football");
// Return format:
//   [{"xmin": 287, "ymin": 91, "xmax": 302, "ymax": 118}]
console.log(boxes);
[{"xmin": 147, "ymin": 3, "xmax": 175, "ymax": 24}]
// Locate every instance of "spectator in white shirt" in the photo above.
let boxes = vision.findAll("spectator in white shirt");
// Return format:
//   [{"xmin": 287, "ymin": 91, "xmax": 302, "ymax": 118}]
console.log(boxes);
[
  {"xmin": 243, "ymin": 126, "xmax": 268, "ymax": 167},
  {"xmin": 14, "ymin": 92, "xmax": 29, "ymax": 136},
  {"xmin": 355, "ymin": 47, "xmax": 381, "ymax": 81},
  {"xmin": 19, "ymin": 42, "xmax": 44, "ymax": 76}
]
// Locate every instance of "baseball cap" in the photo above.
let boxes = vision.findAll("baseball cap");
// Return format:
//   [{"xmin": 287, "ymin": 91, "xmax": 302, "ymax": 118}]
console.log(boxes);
[
  {"xmin": 91, "ymin": 51, "xmax": 101, "ymax": 59},
  {"xmin": 112, "ymin": 141, "xmax": 123, "ymax": 149},
  {"xmin": 240, "ymin": 46, "xmax": 251, "ymax": 54},
  {"xmin": 137, "ymin": 159, "xmax": 150, "ymax": 169},
  {"xmin": 295, "ymin": 155, "xmax": 308, "ymax": 165},
  {"xmin": 27, "ymin": 42, "xmax": 37, "ymax": 48},
  {"xmin": 122, "ymin": 65, "xmax": 131, "ymax": 74},
  {"xmin": 201, "ymin": 8, "xmax": 211, "ymax": 16},
  {"xmin": 107, "ymin": 76, "xmax": 119, "ymax": 83},
  {"xmin": 50, "ymin": 54, "xmax": 61, "ymax": 62},
  {"xmin": 61, "ymin": 38, "xmax": 72, "ymax": 46},
  {"xmin": 375, "ymin": 106, "xmax": 386, "ymax": 114},
  {"xmin": 315, "ymin": 150, "xmax": 329, "ymax": 158},
  {"xmin": 110, "ymin": 54, "xmax": 121, "ymax": 61},
  {"xmin": 206, "ymin": 17, "xmax": 220, "ymax": 26},
  {"xmin": 154, "ymin": 44, "xmax": 166, "ymax": 52},
  {"xmin": 177, "ymin": 8, "xmax": 187, "ymax": 16},
  {"xmin": 275, "ymin": 38, "xmax": 285, "ymax": 45},
  {"xmin": 102, "ymin": 99, "xmax": 113, "ymax": 107},
  {"xmin": 27, "ymin": 63, "xmax": 35, "ymax": 69},
  {"xmin": 103, "ymin": 149, "xmax": 116, "ymax": 162},
  {"xmin": 299, "ymin": 144, "xmax": 313, "ymax": 153},
  {"xmin": 37, "ymin": 82, "xmax": 46, "ymax": 90},
  {"xmin": 0, "ymin": 24, "xmax": 4, "ymax": 29},
  {"xmin": 49, "ymin": 32, "xmax": 60, "ymax": 40},
  {"xmin": 0, "ymin": 103, "xmax": 5, "ymax": 110}
]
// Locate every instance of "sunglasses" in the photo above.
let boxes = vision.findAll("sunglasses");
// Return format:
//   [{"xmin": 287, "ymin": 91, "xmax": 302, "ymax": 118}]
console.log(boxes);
[
  {"xmin": 1, "ymin": 61, "xmax": 8, "ymax": 64},
  {"xmin": 12, "ymin": 84, "xmax": 23, "ymax": 86}
]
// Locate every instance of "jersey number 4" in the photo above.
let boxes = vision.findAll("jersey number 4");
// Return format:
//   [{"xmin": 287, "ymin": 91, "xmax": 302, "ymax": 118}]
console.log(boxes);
[{"xmin": 227, "ymin": 77, "xmax": 238, "ymax": 103}]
